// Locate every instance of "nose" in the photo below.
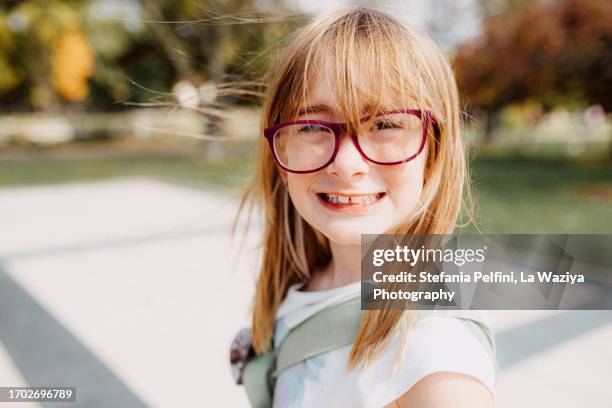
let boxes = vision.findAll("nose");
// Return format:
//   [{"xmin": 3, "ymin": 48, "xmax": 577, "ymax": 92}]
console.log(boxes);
[{"xmin": 326, "ymin": 132, "xmax": 369, "ymax": 180}]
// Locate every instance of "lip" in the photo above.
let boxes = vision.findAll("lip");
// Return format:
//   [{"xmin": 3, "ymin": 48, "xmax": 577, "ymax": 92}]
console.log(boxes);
[
  {"xmin": 317, "ymin": 192, "xmax": 382, "ymax": 197},
  {"xmin": 315, "ymin": 191, "xmax": 386, "ymax": 214}
]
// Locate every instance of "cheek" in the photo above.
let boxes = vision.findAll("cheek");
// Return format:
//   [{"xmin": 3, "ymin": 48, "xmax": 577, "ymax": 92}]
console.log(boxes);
[
  {"xmin": 384, "ymin": 153, "xmax": 427, "ymax": 207},
  {"xmin": 286, "ymin": 174, "xmax": 315, "ymax": 209}
]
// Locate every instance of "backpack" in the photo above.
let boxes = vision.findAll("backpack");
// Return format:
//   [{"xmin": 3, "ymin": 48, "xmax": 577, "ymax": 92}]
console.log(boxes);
[{"xmin": 233, "ymin": 295, "xmax": 497, "ymax": 408}]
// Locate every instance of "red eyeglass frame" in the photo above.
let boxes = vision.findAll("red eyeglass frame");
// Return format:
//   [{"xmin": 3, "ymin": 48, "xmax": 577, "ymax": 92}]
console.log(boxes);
[{"xmin": 263, "ymin": 109, "xmax": 439, "ymax": 174}]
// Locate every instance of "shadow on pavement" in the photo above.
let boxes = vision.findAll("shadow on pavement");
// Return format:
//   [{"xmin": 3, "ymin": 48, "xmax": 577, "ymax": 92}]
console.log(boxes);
[
  {"xmin": 497, "ymin": 309, "xmax": 612, "ymax": 370},
  {"xmin": 0, "ymin": 262, "xmax": 147, "ymax": 408}
]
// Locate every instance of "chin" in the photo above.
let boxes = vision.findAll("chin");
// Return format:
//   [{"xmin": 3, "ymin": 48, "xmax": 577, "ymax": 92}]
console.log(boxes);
[{"xmin": 320, "ymin": 223, "xmax": 389, "ymax": 246}]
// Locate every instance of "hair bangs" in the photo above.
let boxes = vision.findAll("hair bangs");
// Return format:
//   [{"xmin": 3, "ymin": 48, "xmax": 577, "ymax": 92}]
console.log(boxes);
[{"xmin": 282, "ymin": 8, "xmax": 436, "ymax": 133}]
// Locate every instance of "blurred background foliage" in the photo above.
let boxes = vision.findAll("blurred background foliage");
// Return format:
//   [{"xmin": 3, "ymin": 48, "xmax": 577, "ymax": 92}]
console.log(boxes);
[
  {"xmin": 454, "ymin": 0, "xmax": 612, "ymax": 145},
  {"xmin": 0, "ymin": 0, "xmax": 299, "ymax": 111},
  {"xmin": 0, "ymin": 0, "xmax": 611, "ymax": 233}
]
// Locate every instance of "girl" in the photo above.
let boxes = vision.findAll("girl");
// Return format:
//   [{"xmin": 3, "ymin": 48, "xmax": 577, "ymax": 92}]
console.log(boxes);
[{"xmin": 231, "ymin": 6, "xmax": 496, "ymax": 408}]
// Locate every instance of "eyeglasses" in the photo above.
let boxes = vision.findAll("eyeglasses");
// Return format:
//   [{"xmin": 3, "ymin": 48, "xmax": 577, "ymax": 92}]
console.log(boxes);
[{"xmin": 264, "ymin": 109, "xmax": 437, "ymax": 174}]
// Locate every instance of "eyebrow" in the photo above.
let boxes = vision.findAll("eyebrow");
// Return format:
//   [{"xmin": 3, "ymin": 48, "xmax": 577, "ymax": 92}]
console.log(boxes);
[
  {"xmin": 297, "ymin": 104, "xmax": 333, "ymax": 116},
  {"xmin": 297, "ymin": 103, "xmax": 385, "ymax": 117}
]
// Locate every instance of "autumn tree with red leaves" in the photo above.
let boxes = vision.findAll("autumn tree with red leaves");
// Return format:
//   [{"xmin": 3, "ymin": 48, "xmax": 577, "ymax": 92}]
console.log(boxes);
[{"xmin": 454, "ymin": 0, "xmax": 612, "ymax": 144}]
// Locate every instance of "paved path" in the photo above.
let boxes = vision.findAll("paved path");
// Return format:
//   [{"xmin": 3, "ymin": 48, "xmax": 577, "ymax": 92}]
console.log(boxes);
[
  {"xmin": 0, "ymin": 179, "xmax": 257, "ymax": 407},
  {"xmin": 0, "ymin": 179, "xmax": 610, "ymax": 407}
]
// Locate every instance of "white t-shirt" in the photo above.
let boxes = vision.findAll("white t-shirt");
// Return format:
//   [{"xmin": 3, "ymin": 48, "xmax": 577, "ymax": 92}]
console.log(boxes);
[{"xmin": 272, "ymin": 281, "xmax": 496, "ymax": 408}]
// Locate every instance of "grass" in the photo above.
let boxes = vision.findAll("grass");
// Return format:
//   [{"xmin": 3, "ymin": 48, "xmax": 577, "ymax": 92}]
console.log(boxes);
[
  {"xmin": 1, "ymin": 149, "xmax": 611, "ymax": 233},
  {"xmin": 467, "ymin": 154, "xmax": 612, "ymax": 233},
  {"xmin": 0, "ymin": 153, "xmax": 255, "ymax": 194}
]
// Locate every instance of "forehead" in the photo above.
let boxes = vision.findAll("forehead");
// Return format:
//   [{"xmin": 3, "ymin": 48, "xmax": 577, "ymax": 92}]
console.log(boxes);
[
  {"xmin": 297, "ymin": 67, "xmax": 417, "ymax": 119},
  {"xmin": 299, "ymin": 71, "xmax": 341, "ymax": 115}
]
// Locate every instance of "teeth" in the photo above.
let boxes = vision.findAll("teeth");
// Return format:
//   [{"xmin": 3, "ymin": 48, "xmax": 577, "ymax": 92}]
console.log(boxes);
[
  {"xmin": 338, "ymin": 196, "xmax": 350, "ymax": 204},
  {"xmin": 323, "ymin": 193, "xmax": 383, "ymax": 205}
]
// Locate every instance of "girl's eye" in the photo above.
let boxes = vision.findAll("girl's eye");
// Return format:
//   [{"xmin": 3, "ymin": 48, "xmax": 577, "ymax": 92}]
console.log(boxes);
[
  {"xmin": 371, "ymin": 120, "xmax": 403, "ymax": 131},
  {"xmin": 298, "ymin": 124, "xmax": 327, "ymax": 133}
]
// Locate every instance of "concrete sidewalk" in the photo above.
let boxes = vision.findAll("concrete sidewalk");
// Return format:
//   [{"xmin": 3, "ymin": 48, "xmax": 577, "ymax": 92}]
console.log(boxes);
[
  {"xmin": 0, "ymin": 178, "xmax": 610, "ymax": 407},
  {"xmin": 0, "ymin": 179, "xmax": 257, "ymax": 407}
]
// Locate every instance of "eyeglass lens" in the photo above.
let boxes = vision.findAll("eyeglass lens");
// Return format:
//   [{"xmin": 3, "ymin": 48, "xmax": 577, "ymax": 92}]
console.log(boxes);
[{"xmin": 273, "ymin": 112, "xmax": 424, "ymax": 172}]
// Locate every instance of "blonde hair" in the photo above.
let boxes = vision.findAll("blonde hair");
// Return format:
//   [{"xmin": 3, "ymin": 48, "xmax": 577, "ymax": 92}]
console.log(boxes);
[{"xmin": 238, "ymin": 6, "xmax": 471, "ymax": 369}]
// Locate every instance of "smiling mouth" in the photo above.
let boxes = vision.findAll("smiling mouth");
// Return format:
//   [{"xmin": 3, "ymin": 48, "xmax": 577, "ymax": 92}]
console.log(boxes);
[{"xmin": 317, "ymin": 192, "xmax": 386, "ymax": 206}]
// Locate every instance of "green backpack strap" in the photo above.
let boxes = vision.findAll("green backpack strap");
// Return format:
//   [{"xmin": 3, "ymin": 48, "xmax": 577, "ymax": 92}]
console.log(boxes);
[
  {"xmin": 242, "ymin": 350, "xmax": 276, "ymax": 408},
  {"xmin": 242, "ymin": 295, "xmax": 362, "ymax": 408},
  {"xmin": 242, "ymin": 298, "xmax": 498, "ymax": 408},
  {"xmin": 274, "ymin": 295, "xmax": 363, "ymax": 376}
]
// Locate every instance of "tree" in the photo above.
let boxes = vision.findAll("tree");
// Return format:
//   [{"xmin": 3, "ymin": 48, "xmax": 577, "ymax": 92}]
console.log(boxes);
[
  {"xmin": 453, "ymin": 0, "xmax": 612, "ymax": 145},
  {"xmin": 554, "ymin": 0, "xmax": 612, "ymax": 112},
  {"xmin": 0, "ymin": 0, "xmax": 93, "ymax": 111},
  {"xmin": 0, "ymin": 0, "xmax": 300, "ymax": 112}
]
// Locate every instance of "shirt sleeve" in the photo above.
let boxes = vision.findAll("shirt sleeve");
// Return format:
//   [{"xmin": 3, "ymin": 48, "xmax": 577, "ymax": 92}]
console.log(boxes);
[{"xmin": 359, "ymin": 315, "xmax": 497, "ymax": 407}]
